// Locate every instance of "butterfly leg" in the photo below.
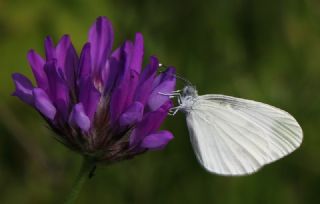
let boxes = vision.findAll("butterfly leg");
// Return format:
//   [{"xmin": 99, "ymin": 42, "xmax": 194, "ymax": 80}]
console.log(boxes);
[
  {"xmin": 168, "ymin": 107, "xmax": 180, "ymax": 116},
  {"xmin": 158, "ymin": 91, "xmax": 183, "ymax": 115},
  {"xmin": 158, "ymin": 92, "xmax": 183, "ymax": 104},
  {"xmin": 158, "ymin": 92, "xmax": 181, "ymax": 99}
]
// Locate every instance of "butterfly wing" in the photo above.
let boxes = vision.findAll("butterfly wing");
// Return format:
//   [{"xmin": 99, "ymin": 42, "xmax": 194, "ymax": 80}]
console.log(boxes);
[{"xmin": 186, "ymin": 94, "xmax": 303, "ymax": 176}]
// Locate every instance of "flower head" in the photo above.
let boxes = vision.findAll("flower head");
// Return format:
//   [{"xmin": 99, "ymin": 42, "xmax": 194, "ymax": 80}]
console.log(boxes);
[{"xmin": 12, "ymin": 16, "xmax": 175, "ymax": 163}]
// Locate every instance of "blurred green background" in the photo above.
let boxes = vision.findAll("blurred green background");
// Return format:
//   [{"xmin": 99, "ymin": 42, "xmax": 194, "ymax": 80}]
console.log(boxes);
[{"xmin": 0, "ymin": 0, "xmax": 319, "ymax": 203}]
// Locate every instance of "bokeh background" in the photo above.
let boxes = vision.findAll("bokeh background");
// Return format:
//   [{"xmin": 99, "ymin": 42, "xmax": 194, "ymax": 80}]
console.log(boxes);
[{"xmin": 0, "ymin": 0, "xmax": 319, "ymax": 203}]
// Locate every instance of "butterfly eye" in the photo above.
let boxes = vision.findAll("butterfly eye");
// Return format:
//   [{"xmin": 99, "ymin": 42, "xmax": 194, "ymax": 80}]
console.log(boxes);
[{"xmin": 182, "ymin": 86, "xmax": 197, "ymax": 97}]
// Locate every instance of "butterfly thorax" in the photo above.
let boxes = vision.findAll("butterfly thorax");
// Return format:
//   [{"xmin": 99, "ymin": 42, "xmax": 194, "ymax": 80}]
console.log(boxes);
[{"xmin": 178, "ymin": 86, "xmax": 198, "ymax": 113}]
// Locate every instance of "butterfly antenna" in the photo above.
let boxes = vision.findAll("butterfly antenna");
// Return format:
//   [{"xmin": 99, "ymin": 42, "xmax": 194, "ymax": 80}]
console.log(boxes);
[
  {"xmin": 158, "ymin": 63, "xmax": 193, "ymax": 86},
  {"xmin": 174, "ymin": 74, "xmax": 193, "ymax": 86}
]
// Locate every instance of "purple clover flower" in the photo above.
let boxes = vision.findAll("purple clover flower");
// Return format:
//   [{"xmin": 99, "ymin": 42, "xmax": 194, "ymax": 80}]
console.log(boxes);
[{"xmin": 12, "ymin": 16, "xmax": 175, "ymax": 163}]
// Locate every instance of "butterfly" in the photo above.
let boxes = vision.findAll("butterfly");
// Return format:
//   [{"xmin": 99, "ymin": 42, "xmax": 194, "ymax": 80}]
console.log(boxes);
[{"xmin": 166, "ymin": 84, "xmax": 303, "ymax": 176}]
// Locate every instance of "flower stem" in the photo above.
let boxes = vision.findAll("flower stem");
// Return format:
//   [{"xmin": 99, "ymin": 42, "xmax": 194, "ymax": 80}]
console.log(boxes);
[{"xmin": 64, "ymin": 157, "xmax": 96, "ymax": 204}]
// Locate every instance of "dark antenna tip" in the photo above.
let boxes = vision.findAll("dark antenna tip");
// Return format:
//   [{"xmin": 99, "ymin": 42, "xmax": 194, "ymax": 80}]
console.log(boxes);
[{"xmin": 158, "ymin": 63, "xmax": 168, "ymax": 73}]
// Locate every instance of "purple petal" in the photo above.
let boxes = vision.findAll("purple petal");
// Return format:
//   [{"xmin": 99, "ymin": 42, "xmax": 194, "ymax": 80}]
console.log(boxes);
[
  {"xmin": 148, "ymin": 67, "xmax": 176, "ymax": 111},
  {"xmin": 124, "ymin": 34, "xmax": 145, "ymax": 106},
  {"xmin": 69, "ymin": 103, "xmax": 90, "ymax": 131},
  {"xmin": 134, "ymin": 57, "xmax": 159, "ymax": 105},
  {"xmin": 56, "ymin": 35, "xmax": 70, "ymax": 68},
  {"xmin": 78, "ymin": 77, "xmax": 101, "ymax": 121},
  {"xmin": 151, "ymin": 66, "xmax": 175, "ymax": 88},
  {"xmin": 129, "ymin": 100, "xmax": 173, "ymax": 148},
  {"xmin": 56, "ymin": 35, "xmax": 78, "ymax": 89},
  {"xmin": 109, "ymin": 41, "xmax": 134, "ymax": 123},
  {"xmin": 119, "ymin": 101, "xmax": 144, "ymax": 127},
  {"xmin": 104, "ymin": 47, "xmax": 122, "ymax": 94},
  {"xmin": 101, "ymin": 60, "xmax": 110, "ymax": 86},
  {"xmin": 130, "ymin": 33, "xmax": 144, "ymax": 74},
  {"xmin": 89, "ymin": 16, "xmax": 114, "ymax": 79},
  {"xmin": 65, "ymin": 45, "xmax": 78, "ymax": 89},
  {"xmin": 120, "ymin": 41, "xmax": 134, "ymax": 82},
  {"xmin": 139, "ymin": 56, "xmax": 159, "ymax": 83},
  {"xmin": 109, "ymin": 85, "xmax": 128, "ymax": 124},
  {"xmin": 79, "ymin": 43, "xmax": 92, "ymax": 79},
  {"xmin": 140, "ymin": 130, "xmax": 174, "ymax": 150},
  {"xmin": 44, "ymin": 60, "xmax": 70, "ymax": 121},
  {"xmin": 61, "ymin": 35, "xmax": 79, "ymax": 89},
  {"xmin": 124, "ymin": 69, "xmax": 140, "ymax": 108},
  {"xmin": 33, "ymin": 88, "xmax": 56, "ymax": 120},
  {"xmin": 12, "ymin": 73, "xmax": 34, "ymax": 105},
  {"xmin": 44, "ymin": 36, "xmax": 56, "ymax": 60},
  {"xmin": 27, "ymin": 50, "xmax": 47, "ymax": 90},
  {"xmin": 104, "ymin": 43, "xmax": 131, "ymax": 94}
]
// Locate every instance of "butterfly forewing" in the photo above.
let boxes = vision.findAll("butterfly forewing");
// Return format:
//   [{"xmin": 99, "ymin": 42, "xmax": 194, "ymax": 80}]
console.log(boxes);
[{"xmin": 186, "ymin": 94, "xmax": 303, "ymax": 176}]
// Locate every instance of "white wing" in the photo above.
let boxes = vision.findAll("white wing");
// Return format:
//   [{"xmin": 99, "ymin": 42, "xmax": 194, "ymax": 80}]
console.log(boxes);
[{"xmin": 186, "ymin": 94, "xmax": 303, "ymax": 176}]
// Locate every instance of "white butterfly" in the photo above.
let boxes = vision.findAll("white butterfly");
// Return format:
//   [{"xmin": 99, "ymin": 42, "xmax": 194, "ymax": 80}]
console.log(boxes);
[{"xmin": 167, "ymin": 85, "xmax": 303, "ymax": 176}]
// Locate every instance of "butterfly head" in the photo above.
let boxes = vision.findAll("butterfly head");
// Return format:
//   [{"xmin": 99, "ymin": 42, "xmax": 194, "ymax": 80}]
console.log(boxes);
[{"xmin": 182, "ymin": 85, "xmax": 198, "ymax": 98}]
